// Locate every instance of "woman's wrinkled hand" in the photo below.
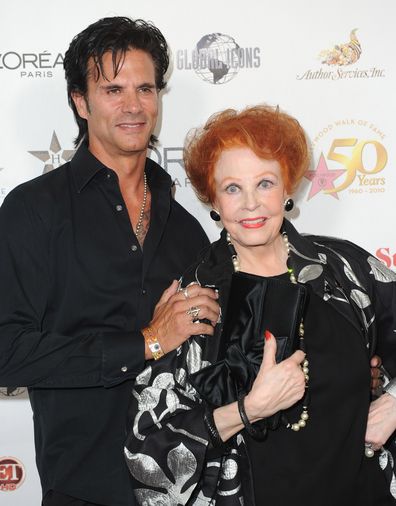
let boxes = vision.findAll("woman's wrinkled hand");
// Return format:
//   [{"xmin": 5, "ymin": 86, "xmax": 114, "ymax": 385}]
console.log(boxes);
[
  {"xmin": 244, "ymin": 331, "xmax": 306, "ymax": 423},
  {"xmin": 365, "ymin": 393, "xmax": 396, "ymax": 450}
]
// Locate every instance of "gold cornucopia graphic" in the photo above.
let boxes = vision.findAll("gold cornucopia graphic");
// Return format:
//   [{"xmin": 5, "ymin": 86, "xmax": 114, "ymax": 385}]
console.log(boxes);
[{"xmin": 319, "ymin": 29, "xmax": 361, "ymax": 66}]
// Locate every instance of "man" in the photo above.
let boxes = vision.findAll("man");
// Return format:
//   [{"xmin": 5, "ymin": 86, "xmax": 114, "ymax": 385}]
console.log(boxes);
[{"xmin": 0, "ymin": 17, "xmax": 219, "ymax": 506}]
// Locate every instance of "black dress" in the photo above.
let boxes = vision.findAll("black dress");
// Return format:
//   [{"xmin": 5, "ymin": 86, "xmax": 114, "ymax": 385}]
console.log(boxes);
[{"xmin": 246, "ymin": 282, "xmax": 393, "ymax": 506}]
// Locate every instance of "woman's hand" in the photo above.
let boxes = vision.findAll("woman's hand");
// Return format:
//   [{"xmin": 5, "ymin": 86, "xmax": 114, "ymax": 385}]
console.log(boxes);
[
  {"xmin": 244, "ymin": 331, "xmax": 306, "ymax": 423},
  {"xmin": 365, "ymin": 393, "xmax": 396, "ymax": 450}
]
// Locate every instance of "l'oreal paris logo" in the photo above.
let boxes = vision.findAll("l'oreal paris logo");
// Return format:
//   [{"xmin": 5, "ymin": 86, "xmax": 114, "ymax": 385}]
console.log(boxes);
[{"xmin": 0, "ymin": 50, "xmax": 64, "ymax": 78}]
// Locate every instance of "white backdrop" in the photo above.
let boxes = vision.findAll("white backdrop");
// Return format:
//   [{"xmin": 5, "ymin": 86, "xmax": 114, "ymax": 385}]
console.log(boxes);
[{"xmin": 1, "ymin": 0, "xmax": 395, "ymax": 503}]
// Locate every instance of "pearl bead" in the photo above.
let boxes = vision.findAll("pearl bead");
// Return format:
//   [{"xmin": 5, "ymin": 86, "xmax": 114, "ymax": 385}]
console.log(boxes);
[
  {"xmin": 301, "ymin": 412, "xmax": 309, "ymax": 421},
  {"xmin": 291, "ymin": 423, "xmax": 300, "ymax": 431},
  {"xmin": 365, "ymin": 447, "xmax": 374, "ymax": 458},
  {"xmin": 298, "ymin": 419, "xmax": 306, "ymax": 428},
  {"xmin": 303, "ymin": 367, "xmax": 309, "ymax": 374},
  {"xmin": 303, "ymin": 360, "xmax": 309, "ymax": 367}
]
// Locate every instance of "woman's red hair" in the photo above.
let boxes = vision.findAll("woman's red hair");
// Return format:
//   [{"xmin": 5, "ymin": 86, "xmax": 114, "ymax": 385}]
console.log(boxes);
[{"xmin": 183, "ymin": 104, "xmax": 310, "ymax": 204}]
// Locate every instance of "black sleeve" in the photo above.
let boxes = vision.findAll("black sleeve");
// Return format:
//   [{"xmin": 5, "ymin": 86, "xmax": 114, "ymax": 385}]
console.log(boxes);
[{"xmin": 0, "ymin": 190, "xmax": 145, "ymax": 388}]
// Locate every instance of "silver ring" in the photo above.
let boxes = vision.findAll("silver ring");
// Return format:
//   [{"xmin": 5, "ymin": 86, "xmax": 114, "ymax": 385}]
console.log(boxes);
[
  {"xmin": 182, "ymin": 288, "xmax": 189, "ymax": 299},
  {"xmin": 365, "ymin": 443, "xmax": 375, "ymax": 458},
  {"xmin": 186, "ymin": 306, "xmax": 200, "ymax": 319}
]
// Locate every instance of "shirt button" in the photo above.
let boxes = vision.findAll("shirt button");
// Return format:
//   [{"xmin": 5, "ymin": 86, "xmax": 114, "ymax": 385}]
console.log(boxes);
[
  {"xmin": 142, "ymin": 289, "xmax": 147, "ymax": 295},
  {"xmin": 106, "ymin": 173, "xmax": 111, "ymax": 179},
  {"xmin": 131, "ymin": 245, "xmax": 138, "ymax": 252},
  {"xmin": 116, "ymin": 205, "xmax": 123, "ymax": 211},
  {"xmin": 121, "ymin": 366, "xmax": 128, "ymax": 373}
]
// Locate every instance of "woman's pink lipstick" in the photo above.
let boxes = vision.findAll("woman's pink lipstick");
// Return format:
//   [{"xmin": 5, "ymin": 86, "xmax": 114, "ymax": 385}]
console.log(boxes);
[{"xmin": 239, "ymin": 217, "xmax": 267, "ymax": 229}]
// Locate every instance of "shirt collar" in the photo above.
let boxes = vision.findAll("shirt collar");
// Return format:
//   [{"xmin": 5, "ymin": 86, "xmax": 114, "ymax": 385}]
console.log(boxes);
[
  {"xmin": 70, "ymin": 143, "xmax": 106, "ymax": 193},
  {"xmin": 70, "ymin": 142, "xmax": 173, "ymax": 193}
]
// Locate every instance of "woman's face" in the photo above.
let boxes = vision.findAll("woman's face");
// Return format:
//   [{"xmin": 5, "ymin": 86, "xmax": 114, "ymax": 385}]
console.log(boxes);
[{"xmin": 213, "ymin": 147, "xmax": 287, "ymax": 254}]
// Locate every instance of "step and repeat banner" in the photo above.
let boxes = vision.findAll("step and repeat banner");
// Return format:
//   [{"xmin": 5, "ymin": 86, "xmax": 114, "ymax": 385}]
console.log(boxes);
[{"xmin": 1, "ymin": 0, "xmax": 395, "ymax": 503}]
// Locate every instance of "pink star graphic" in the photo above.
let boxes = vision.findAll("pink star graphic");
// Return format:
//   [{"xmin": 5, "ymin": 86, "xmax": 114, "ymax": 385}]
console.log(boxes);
[{"xmin": 304, "ymin": 153, "xmax": 346, "ymax": 200}]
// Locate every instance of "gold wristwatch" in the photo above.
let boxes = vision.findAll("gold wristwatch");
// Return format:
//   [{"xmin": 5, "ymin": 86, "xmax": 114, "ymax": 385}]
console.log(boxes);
[{"xmin": 142, "ymin": 326, "xmax": 164, "ymax": 360}]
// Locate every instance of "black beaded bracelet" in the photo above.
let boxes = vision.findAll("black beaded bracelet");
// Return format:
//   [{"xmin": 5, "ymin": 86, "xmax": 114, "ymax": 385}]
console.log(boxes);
[
  {"xmin": 203, "ymin": 404, "xmax": 224, "ymax": 448},
  {"xmin": 237, "ymin": 393, "xmax": 268, "ymax": 441}
]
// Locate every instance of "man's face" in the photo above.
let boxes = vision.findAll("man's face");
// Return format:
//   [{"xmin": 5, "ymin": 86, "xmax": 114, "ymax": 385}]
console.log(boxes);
[{"xmin": 72, "ymin": 49, "xmax": 158, "ymax": 164}]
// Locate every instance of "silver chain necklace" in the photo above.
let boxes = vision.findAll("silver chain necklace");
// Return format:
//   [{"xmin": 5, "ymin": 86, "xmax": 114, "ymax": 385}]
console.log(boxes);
[{"xmin": 135, "ymin": 172, "xmax": 148, "ymax": 240}]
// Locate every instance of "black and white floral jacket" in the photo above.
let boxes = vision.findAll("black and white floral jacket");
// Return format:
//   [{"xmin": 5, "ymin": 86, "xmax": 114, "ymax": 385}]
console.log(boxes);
[{"xmin": 124, "ymin": 220, "xmax": 396, "ymax": 505}]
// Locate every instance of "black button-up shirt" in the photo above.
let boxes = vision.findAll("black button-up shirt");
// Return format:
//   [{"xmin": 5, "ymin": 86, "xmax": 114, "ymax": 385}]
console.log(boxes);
[{"xmin": 0, "ymin": 144, "xmax": 209, "ymax": 505}]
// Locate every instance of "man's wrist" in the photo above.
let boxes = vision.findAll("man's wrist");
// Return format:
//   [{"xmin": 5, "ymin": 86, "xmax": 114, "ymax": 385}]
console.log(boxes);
[{"xmin": 142, "ymin": 326, "xmax": 164, "ymax": 360}]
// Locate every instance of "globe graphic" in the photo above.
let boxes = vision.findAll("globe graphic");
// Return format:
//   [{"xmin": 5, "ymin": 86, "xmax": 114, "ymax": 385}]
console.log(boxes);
[{"xmin": 194, "ymin": 33, "xmax": 240, "ymax": 84}]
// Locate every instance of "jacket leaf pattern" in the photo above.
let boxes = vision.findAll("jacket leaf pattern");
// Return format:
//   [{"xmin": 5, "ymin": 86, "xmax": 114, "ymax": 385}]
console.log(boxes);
[{"xmin": 125, "ymin": 220, "xmax": 396, "ymax": 505}]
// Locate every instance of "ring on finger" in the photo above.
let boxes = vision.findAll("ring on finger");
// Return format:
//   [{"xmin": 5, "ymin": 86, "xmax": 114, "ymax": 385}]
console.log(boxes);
[
  {"xmin": 182, "ymin": 287, "xmax": 189, "ymax": 299},
  {"xmin": 186, "ymin": 306, "xmax": 200, "ymax": 320}
]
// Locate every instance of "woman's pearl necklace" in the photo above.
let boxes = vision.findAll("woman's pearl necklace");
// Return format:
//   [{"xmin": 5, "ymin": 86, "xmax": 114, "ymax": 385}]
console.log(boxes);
[{"xmin": 226, "ymin": 230, "xmax": 310, "ymax": 432}]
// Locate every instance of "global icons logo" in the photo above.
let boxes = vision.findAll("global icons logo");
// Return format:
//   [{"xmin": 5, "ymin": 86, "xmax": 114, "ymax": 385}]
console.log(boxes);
[
  {"xmin": 176, "ymin": 33, "xmax": 261, "ymax": 84},
  {"xmin": 29, "ymin": 131, "xmax": 75, "ymax": 173},
  {"xmin": 305, "ymin": 119, "xmax": 387, "ymax": 199},
  {"xmin": 0, "ymin": 457, "xmax": 25, "ymax": 492},
  {"xmin": 296, "ymin": 29, "xmax": 385, "ymax": 81}
]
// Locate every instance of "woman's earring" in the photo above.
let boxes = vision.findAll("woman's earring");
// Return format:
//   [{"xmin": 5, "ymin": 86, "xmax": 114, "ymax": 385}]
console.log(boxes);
[
  {"xmin": 210, "ymin": 209, "xmax": 221, "ymax": 221},
  {"xmin": 284, "ymin": 198, "xmax": 294, "ymax": 212}
]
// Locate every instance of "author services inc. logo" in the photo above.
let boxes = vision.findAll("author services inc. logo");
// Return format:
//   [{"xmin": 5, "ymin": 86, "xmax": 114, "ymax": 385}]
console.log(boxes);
[
  {"xmin": 297, "ymin": 29, "xmax": 385, "ymax": 81},
  {"xmin": 176, "ymin": 33, "xmax": 261, "ymax": 84}
]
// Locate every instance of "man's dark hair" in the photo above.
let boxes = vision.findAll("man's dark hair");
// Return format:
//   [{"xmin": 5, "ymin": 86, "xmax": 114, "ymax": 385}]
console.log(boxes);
[{"xmin": 63, "ymin": 16, "xmax": 169, "ymax": 147}]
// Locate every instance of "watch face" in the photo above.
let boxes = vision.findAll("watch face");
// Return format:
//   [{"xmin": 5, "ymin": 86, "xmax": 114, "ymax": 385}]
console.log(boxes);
[{"xmin": 0, "ymin": 386, "xmax": 26, "ymax": 397}]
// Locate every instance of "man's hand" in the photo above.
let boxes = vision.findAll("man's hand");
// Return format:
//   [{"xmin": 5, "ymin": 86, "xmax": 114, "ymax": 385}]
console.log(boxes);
[
  {"xmin": 144, "ymin": 280, "xmax": 219, "ymax": 358},
  {"xmin": 370, "ymin": 354, "xmax": 383, "ymax": 394},
  {"xmin": 365, "ymin": 393, "xmax": 396, "ymax": 450}
]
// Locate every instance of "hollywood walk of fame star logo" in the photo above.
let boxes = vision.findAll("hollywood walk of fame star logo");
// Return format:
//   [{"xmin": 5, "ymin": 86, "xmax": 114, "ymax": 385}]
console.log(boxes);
[
  {"xmin": 304, "ymin": 152, "xmax": 346, "ymax": 200},
  {"xmin": 29, "ymin": 131, "xmax": 75, "ymax": 174}
]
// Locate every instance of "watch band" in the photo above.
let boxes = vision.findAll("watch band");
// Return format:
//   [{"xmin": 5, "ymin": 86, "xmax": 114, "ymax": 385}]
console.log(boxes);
[
  {"xmin": 142, "ymin": 326, "xmax": 164, "ymax": 360},
  {"xmin": 384, "ymin": 378, "xmax": 396, "ymax": 399}
]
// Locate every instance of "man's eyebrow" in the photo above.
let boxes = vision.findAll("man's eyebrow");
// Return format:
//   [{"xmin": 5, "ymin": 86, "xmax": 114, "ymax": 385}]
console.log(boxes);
[{"xmin": 137, "ymin": 82, "xmax": 156, "ymax": 88}]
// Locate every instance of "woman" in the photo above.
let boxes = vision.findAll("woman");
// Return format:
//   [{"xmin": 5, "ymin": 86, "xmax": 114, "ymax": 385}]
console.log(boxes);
[{"xmin": 124, "ymin": 105, "xmax": 396, "ymax": 505}]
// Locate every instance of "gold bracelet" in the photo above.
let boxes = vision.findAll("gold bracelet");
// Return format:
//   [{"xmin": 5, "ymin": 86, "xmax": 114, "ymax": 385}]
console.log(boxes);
[{"xmin": 142, "ymin": 326, "xmax": 164, "ymax": 360}]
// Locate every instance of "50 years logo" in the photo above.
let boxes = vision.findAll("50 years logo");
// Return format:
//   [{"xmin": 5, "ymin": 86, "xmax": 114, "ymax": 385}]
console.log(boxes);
[{"xmin": 305, "ymin": 119, "xmax": 387, "ymax": 199}]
